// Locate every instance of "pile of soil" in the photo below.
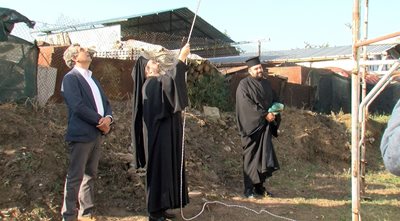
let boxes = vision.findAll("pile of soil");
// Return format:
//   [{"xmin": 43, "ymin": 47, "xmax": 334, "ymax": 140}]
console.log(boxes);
[{"xmin": 0, "ymin": 101, "xmax": 386, "ymax": 220}]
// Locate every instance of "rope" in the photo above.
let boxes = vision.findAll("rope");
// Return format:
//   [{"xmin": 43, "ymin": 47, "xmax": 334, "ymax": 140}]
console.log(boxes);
[
  {"xmin": 187, "ymin": 0, "xmax": 202, "ymax": 44},
  {"xmin": 181, "ymin": 200, "xmax": 297, "ymax": 221},
  {"xmin": 179, "ymin": 111, "xmax": 296, "ymax": 221}
]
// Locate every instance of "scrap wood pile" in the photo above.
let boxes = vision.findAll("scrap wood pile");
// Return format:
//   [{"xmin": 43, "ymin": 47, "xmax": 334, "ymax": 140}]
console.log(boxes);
[{"xmin": 186, "ymin": 59, "xmax": 220, "ymax": 83}]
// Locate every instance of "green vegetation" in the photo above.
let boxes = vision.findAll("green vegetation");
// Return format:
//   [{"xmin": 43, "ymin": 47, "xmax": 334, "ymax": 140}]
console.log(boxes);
[{"xmin": 187, "ymin": 72, "xmax": 233, "ymax": 112}]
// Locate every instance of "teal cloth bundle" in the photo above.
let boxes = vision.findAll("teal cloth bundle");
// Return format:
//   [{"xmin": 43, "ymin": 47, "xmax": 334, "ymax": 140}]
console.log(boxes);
[{"xmin": 268, "ymin": 102, "xmax": 284, "ymax": 115}]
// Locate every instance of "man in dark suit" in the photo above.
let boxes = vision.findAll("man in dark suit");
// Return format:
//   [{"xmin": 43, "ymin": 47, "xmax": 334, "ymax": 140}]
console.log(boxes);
[{"xmin": 61, "ymin": 44, "xmax": 113, "ymax": 221}]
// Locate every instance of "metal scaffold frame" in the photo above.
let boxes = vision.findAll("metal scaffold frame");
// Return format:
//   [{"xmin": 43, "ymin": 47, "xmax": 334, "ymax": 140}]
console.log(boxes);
[{"xmin": 351, "ymin": 1, "xmax": 400, "ymax": 220}]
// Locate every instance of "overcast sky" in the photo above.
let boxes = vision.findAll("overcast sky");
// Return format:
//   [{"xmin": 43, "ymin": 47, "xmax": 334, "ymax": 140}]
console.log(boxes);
[{"xmin": 2, "ymin": 0, "xmax": 399, "ymax": 51}]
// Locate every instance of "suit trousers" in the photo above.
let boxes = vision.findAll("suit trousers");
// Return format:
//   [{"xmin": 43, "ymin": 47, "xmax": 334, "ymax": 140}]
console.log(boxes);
[{"xmin": 61, "ymin": 135, "xmax": 102, "ymax": 221}]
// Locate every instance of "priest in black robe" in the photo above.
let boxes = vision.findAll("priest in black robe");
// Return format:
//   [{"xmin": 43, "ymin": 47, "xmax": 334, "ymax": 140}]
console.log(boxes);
[
  {"xmin": 131, "ymin": 44, "xmax": 191, "ymax": 221},
  {"xmin": 235, "ymin": 56, "xmax": 280, "ymax": 199}
]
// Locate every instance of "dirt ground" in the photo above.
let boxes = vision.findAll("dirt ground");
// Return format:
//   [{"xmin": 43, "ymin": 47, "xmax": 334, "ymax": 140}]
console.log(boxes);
[{"xmin": 0, "ymin": 100, "xmax": 398, "ymax": 221}]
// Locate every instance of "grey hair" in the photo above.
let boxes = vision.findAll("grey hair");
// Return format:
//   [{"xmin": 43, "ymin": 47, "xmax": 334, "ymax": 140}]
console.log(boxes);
[{"xmin": 63, "ymin": 43, "xmax": 80, "ymax": 68}]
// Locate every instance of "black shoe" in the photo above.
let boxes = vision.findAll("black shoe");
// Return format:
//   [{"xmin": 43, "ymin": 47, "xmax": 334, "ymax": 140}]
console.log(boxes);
[
  {"xmin": 264, "ymin": 190, "xmax": 274, "ymax": 197},
  {"xmin": 163, "ymin": 210, "xmax": 176, "ymax": 219},
  {"xmin": 254, "ymin": 186, "xmax": 274, "ymax": 197},
  {"xmin": 254, "ymin": 185, "xmax": 266, "ymax": 195},
  {"xmin": 149, "ymin": 216, "xmax": 166, "ymax": 221},
  {"xmin": 254, "ymin": 185, "xmax": 274, "ymax": 197},
  {"xmin": 244, "ymin": 188, "xmax": 255, "ymax": 199}
]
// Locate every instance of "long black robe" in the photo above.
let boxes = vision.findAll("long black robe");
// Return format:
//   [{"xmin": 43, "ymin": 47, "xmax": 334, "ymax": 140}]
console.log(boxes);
[
  {"xmin": 131, "ymin": 56, "xmax": 189, "ymax": 213},
  {"xmin": 235, "ymin": 76, "xmax": 280, "ymax": 185}
]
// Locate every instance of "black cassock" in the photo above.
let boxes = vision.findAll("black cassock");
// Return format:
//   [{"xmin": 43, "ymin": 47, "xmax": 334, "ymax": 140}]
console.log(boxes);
[
  {"xmin": 131, "ymin": 57, "xmax": 189, "ymax": 213},
  {"xmin": 235, "ymin": 76, "xmax": 280, "ymax": 185}
]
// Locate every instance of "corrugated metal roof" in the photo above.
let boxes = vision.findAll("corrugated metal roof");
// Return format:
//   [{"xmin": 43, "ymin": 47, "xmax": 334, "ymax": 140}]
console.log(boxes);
[
  {"xmin": 208, "ymin": 44, "xmax": 398, "ymax": 66},
  {"xmin": 102, "ymin": 7, "xmax": 234, "ymax": 43},
  {"xmin": 34, "ymin": 7, "xmax": 234, "ymax": 43}
]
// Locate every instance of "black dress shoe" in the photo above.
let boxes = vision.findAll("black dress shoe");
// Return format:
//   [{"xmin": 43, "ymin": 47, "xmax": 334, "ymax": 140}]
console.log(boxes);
[
  {"xmin": 254, "ymin": 185, "xmax": 266, "ymax": 195},
  {"xmin": 254, "ymin": 186, "xmax": 274, "ymax": 197},
  {"xmin": 244, "ymin": 188, "xmax": 255, "ymax": 199},
  {"xmin": 264, "ymin": 190, "xmax": 274, "ymax": 197},
  {"xmin": 149, "ymin": 216, "xmax": 166, "ymax": 221},
  {"xmin": 163, "ymin": 210, "xmax": 176, "ymax": 219}
]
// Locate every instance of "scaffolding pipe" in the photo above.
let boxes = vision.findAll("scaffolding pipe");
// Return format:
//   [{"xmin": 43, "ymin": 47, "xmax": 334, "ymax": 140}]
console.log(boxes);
[
  {"xmin": 358, "ymin": 76, "xmax": 393, "ymax": 154},
  {"xmin": 357, "ymin": 65, "xmax": 398, "ymax": 166},
  {"xmin": 360, "ymin": 0, "xmax": 369, "ymax": 196},
  {"xmin": 357, "ymin": 62, "xmax": 400, "ymax": 159},
  {"xmin": 365, "ymin": 78, "xmax": 393, "ymax": 114},
  {"xmin": 355, "ymin": 31, "xmax": 400, "ymax": 47},
  {"xmin": 351, "ymin": 0, "xmax": 400, "ymax": 220},
  {"xmin": 351, "ymin": 0, "xmax": 361, "ymax": 220},
  {"xmin": 358, "ymin": 62, "xmax": 400, "ymax": 120}
]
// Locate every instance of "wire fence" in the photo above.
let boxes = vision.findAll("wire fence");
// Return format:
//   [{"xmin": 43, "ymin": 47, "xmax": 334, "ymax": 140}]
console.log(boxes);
[
  {"xmin": 5, "ymin": 21, "xmax": 248, "ymax": 106},
  {"xmin": 6, "ymin": 21, "xmax": 398, "ymax": 113}
]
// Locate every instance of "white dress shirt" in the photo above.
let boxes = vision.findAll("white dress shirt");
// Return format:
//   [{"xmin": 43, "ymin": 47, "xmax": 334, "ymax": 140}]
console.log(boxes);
[{"xmin": 74, "ymin": 66, "xmax": 105, "ymax": 117}]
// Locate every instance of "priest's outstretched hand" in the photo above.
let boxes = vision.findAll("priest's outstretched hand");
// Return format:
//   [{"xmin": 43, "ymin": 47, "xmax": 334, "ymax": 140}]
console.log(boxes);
[{"xmin": 179, "ymin": 43, "xmax": 190, "ymax": 62}]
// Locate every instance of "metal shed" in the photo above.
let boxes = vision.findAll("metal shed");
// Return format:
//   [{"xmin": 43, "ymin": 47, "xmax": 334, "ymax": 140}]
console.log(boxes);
[
  {"xmin": 102, "ymin": 7, "xmax": 233, "ymax": 42},
  {"xmin": 100, "ymin": 7, "xmax": 239, "ymax": 57}
]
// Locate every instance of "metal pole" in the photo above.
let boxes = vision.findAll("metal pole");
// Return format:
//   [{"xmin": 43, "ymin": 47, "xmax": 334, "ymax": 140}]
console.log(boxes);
[
  {"xmin": 351, "ymin": 0, "xmax": 361, "ymax": 220},
  {"xmin": 355, "ymin": 31, "xmax": 400, "ymax": 47},
  {"xmin": 360, "ymin": 0, "xmax": 369, "ymax": 197},
  {"xmin": 359, "ymin": 62, "xmax": 400, "ymax": 120},
  {"xmin": 357, "ymin": 63, "xmax": 400, "ymax": 172}
]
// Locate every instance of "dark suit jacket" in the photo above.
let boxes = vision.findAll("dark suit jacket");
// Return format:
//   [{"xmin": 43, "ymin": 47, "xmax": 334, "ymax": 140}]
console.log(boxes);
[{"xmin": 62, "ymin": 69, "xmax": 112, "ymax": 142}]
